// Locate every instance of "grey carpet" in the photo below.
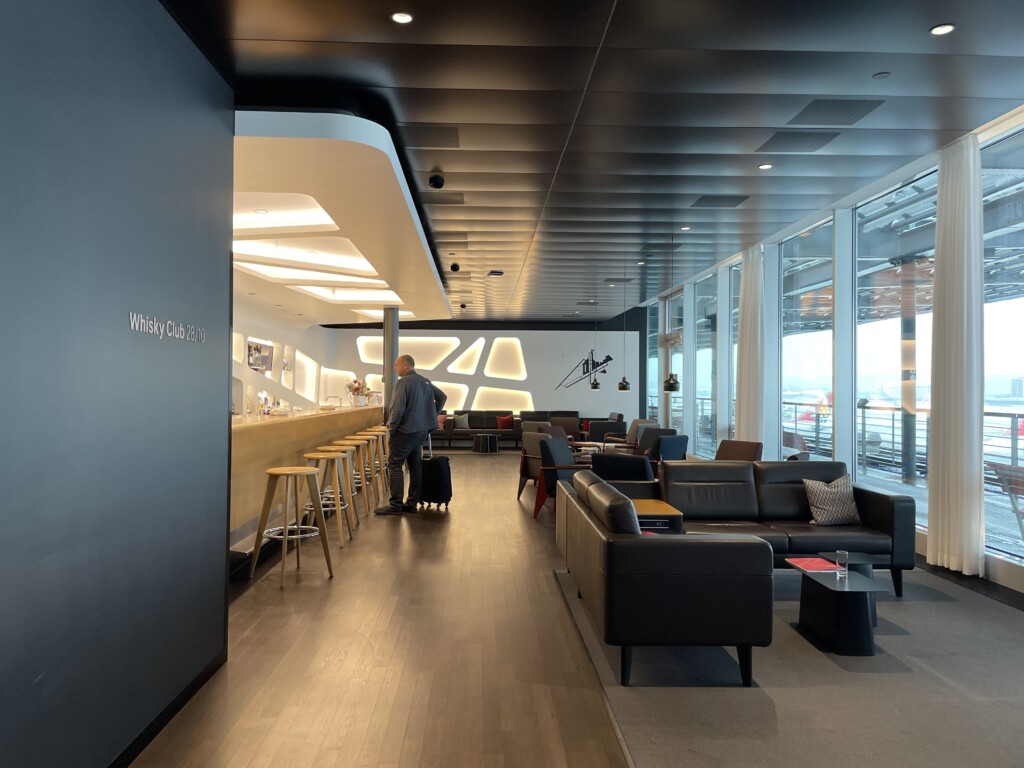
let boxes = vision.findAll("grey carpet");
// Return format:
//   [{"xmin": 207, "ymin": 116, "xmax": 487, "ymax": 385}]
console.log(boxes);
[{"xmin": 556, "ymin": 567, "xmax": 1024, "ymax": 768}]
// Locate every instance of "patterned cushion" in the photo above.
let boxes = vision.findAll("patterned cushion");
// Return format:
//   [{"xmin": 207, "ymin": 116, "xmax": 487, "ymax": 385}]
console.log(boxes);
[{"xmin": 803, "ymin": 475, "xmax": 861, "ymax": 526}]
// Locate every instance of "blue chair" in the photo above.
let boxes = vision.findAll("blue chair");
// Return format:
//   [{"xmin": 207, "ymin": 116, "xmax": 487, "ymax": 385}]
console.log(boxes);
[
  {"xmin": 535, "ymin": 438, "xmax": 587, "ymax": 518},
  {"xmin": 590, "ymin": 453, "xmax": 655, "ymax": 482},
  {"xmin": 650, "ymin": 434, "xmax": 688, "ymax": 463}
]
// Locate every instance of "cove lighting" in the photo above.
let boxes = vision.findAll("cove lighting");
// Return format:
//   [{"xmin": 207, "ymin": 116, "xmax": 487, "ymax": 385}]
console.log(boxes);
[
  {"xmin": 930, "ymin": 23, "xmax": 956, "ymax": 36},
  {"xmin": 234, "ymin": 262, "xmax": 388, "ymax": 285},
  {"xmin": 232, "ymin": 237, "xmax": 377, "ymax": 276},
  {"xmin": 232, "ymin": 192, "xmax": 337, "ymax": 232},
  {"xmin": 288, "ymin": 286, "xmax": 403, "ymax": 304}
]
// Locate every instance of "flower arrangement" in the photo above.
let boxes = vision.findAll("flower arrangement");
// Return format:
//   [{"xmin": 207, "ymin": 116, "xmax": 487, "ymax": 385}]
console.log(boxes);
[{"xmin": 346, "ymin": 378, "xmax": 372, "ymax": 396}]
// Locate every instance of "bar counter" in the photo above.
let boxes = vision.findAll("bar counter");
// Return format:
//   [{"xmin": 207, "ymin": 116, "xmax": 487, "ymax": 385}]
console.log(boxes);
[{"xmin": 230, "ymin": 405, "xmax": 384, "ymax": 549}]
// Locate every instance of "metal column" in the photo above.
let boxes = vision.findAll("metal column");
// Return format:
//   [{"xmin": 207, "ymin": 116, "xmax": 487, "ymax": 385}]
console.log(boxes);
[{"xmin": 383, "ymin": 308, "xmax": 399, "ymax": 413}]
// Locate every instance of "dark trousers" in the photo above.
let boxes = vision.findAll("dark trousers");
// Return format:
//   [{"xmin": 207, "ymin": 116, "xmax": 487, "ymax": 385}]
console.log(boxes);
[{"xmin": 388, "ymin": 430, "xmax": 428, "ymax": 508}]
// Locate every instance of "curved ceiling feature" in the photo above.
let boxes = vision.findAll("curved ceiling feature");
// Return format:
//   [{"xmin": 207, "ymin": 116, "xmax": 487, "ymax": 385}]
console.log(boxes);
[{"xmin": 234, "ymin": 111, "xmax": 451, "ymax": 324}]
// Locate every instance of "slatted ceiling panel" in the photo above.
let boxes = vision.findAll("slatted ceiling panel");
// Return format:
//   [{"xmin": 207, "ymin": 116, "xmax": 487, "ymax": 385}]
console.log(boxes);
[{"xmin": 168, "ymin": 0, "xmax": 1024, "ymax": 321}]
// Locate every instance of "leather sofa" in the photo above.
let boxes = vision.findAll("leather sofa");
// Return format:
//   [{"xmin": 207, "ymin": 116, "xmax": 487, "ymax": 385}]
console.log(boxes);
[
  {"xmin": 557, "ymin": 471, "xmax": 774, "ymax": 686},
  {"xmin": 622, "ymin": 460, "xmax": 916, "ymax": 595},
  {"xmin": 438, "ymin": 410, "xmax": 521, "ymax": 447}
]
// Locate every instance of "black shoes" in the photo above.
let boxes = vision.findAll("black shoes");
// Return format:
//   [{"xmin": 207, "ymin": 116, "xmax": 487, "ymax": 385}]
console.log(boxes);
[
  {"xmin": 374, "ymin": 505, "xmax": 403, "ymax": 516},
  {"xmin": 402, "ymin": 502, "xmax": 419, "ymax": 513}
]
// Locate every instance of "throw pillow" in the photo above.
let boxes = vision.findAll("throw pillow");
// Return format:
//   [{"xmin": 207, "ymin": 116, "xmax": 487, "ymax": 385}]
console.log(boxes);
[
  {"xmin": 453, "ymin": 413, "xmax": 470, "ymax": 430},
  {"xmin": 496, "ymin": 414, "xmax": 514, "ymax": 430},
  {"xmin": 804, "ymin": 475, "xmax": 861, "ymax": 526},
  {"xmin": 437, "ymin": 414, "xmax": 447, "ymax": 430}
]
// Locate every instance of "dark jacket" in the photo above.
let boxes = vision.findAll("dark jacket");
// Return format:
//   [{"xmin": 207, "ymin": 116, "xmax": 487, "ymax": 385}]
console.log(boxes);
[{"xmin": 388, "ymin": 371, "xmax": 447, "ymax": 433}]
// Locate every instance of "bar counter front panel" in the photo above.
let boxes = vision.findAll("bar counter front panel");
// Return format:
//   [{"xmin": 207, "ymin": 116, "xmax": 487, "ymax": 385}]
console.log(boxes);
[{"xmin": 230, "ymin": 406, "xmax": 384, "ymax": 549}]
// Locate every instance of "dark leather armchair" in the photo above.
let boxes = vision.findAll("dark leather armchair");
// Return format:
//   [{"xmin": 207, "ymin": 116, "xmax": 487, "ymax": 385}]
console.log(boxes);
[
  {"xmin": 590, "ymin": 453, "xmax": 655, "ymax": 482},
  {"xmin": 714, "ymin": 439, "xmax": 764, "ymax": 461},
  {"xmin": 535, "ymin": 437, "xmax": 588, "ymax": 518},
  {"xmin": 587, "ymin": 420, "xmax": 622, "ymax": 443}
]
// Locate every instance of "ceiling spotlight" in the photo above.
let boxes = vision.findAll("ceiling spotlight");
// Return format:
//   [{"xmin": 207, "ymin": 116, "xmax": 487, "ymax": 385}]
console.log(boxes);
[
  {"xmin": 679, "ymin": 226, "xmax": 691, "ymax": 231},
  {"xmin": 608, "ymin": 283, "xmax": 616, "ymax": 288},
  {"xmin": 428, "ymin": 173, "xmax": 445, "ymax": 189},
  {"xmin": 758, "ymin": 163, "xmax": 773, "ymax": 170},
  {"xmin": 391, "ymin": 12, "xmax": 413, "ymax": 24},
  {"xmin": 929, "ymin": 23, "xmax": 955, "ymax": 36},
  {"xmin": 637, "ymin": 260, "xmax": 646, "ymax": 265}
]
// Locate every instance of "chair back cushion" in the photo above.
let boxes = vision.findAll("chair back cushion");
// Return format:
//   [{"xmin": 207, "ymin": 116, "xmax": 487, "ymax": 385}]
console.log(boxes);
[
  {"xmin": 587, "ymin": 483, "xmax": 642, "ymax": 535},
  {"xmin": 626, "ymin": 418, "xmax": 657, "ymax": 442},
  {"xmin": 590, "ymin": 453, "xmax": 655, "ymax": 481},
  {"xmin": 540, "ymin": 425, "xmax": 568, "ymax": 440},
  {"xmin": 754, "ymin": 461, "xmax": 848, "ymax": 521},
  {"xmin": 521, "ymin": 420, "xmax": 550, "ymax": 433},
  {"xmin": 660, "ymin": 460, "xmax": 759, "ymax": 520},
  {"xmin": 549, "ymin": 416, "xmax": 581, "ymax": 441},
  {"xmin": 607, "ymin": 412, "xmax": 624, "ymax": 422},
  {"xmin": 714, "ymin": 439, "xmax": 764, "ymax": 461},
  {"xmin": 540, "ymin": 438, "xmax": 578, "ymax": 493},
  {"xmin": 572, "ymin": 470, "xmax": 606, "ymax": 507},
  {"xmin": 636, "ymin": 427, "xmax": 676, "ymax": 455},
  {"xmin": 587, "ymin": 420, "xmax": 621, "ymax": 442},
  {"xmin": 651, "ymin": 434, "xmax": 688, "ymax": 462}
]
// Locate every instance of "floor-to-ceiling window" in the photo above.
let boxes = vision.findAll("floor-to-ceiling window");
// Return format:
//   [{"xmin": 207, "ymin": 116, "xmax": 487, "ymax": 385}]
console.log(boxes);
[
  {"xmin": 729, "ymin": 263, "xmax": 741, "ymax": 440},
  {"xmin": 854, "ymin": 173, "xmax": 938, "ymax": 528},
  {"xmin": 780, "ymin": 219, "xmax": 834, "ymax": 458},
  {"xmin": 666, "ymin": 292, "xmax": 684, "ymax": 432},
  {"xmin": 646, "ymin": 303, "xmax": 660, "ymax": 420},
  {"xmin": 980, "ymin": 131, "xmax": 1024, "ymax": 560},
  {"xmin": 693, "ymin": 275, "xmax": 718, "ymax": 457}
]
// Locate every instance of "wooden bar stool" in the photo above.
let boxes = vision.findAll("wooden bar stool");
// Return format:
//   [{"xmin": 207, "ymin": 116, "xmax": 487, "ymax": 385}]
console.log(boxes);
[
  {"xmin": 365, "ymin": 425, "xmax": 389, "ymax": 459},
  {"xmin": 355, "ymin": 431, "xmax": 389, "ymax": 495},
  {"xmin": 344, "ymin": 436, "xmax": 385, "ymax": 501},
  {"xmin": 302, "ymin": 451, "xmax": 353, "ymax": 546},
  {"xmin": 249, "ymin": 466, "xmax": 333, "ymax": 589},
  {"xmin": 317, "ymin": 444, "xmax": 361, "ymax": 528},
  {"xmin": 333, "ymin": 439, "xmax": 375, "ymax": 517}
]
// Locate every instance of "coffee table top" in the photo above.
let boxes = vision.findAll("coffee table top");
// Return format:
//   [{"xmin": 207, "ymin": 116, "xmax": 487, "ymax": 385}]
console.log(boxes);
[
  {"xmin": 786, "ymin": 558, "xmax": 888, "ymax": 593},
  {"xmin": 818, "ymin": 551, "xmax": 890, "ymax": 566}
]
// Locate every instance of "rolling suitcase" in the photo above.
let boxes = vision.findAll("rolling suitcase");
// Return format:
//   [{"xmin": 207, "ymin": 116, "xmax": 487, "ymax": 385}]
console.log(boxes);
[{"xmin": 418, "ymin": 433, "xmax": 452, "ymax": 510}]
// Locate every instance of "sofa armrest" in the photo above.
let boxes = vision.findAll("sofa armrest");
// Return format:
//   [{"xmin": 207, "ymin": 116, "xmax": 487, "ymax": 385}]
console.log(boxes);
[
  {"xmin": 853, "ymin": 485, "xmax": 916, "ymax": 569},
  {"xmin": 606, "ymin": 533, "xmax": 773, "ymax": 576}
]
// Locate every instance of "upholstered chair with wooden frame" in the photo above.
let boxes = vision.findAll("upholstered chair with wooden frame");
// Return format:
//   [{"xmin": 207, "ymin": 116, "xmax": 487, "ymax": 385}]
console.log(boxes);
[
  {"xmin": 518, "ymin": 431, "xmax": 552, "ymax": 500},
  {"xmin": 649, "ymin": 434, "xmax": 688, "ymax": 465},
  {"xmin": 603, "ymin": 418, "xmax": 657, "ymax": 453},
  {"xmin": 549, "ymin": 416, "xmax": 582, "ymax": 443},
  {"xmin": 714, "ymin": 439, "xmax": 764, "ymax": 461},
  {"xmin": 534, "ymin": 437, "xmax": 589, "ymax": 518}
]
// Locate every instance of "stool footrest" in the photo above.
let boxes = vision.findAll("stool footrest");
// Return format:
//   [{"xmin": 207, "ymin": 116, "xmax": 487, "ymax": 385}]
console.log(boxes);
[{"xmin": 263, "ymin": 525, "xmax": 320, "ymax": 541}]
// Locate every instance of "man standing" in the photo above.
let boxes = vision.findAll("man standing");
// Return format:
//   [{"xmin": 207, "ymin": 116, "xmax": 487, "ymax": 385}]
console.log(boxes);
[{"xmin": 375, "ymin": 354, "xmax": 447, "ymax": 515}]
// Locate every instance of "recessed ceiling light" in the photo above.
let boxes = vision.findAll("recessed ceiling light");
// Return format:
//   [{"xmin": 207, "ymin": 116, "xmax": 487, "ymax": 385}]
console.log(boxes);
[
  {"xmin": 637, "ymin": 260, "xmax": 645, "ymax": 265},
  {"xmin": 930, "ymin": 23, "xmax": 955, "ymax": 36},
  {"xmin": 679, "ymin": 226, "xmax": 691, "ymax": 231},
  {"xmin": 758, "ymin": 163, "xmax": 773, "ymax": 170},
  {"xmin": 608, "ymin": 283, "xmax": 616, "ymax": 287},
  {"xmin": 391, "ymin": 12, "xmax": 413, "ymax": 23}
]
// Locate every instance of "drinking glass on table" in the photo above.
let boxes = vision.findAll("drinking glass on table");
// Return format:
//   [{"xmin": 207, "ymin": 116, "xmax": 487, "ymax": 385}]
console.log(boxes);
[{"xmin": 835, "ymin": 550, "xmax": 849, "ymax": 580}]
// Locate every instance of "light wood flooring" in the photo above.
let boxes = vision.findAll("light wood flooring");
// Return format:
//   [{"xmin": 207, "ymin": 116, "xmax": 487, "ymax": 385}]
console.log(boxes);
[{"xmin": 132, "ymin": 452, "xmax": 628, "ymax": 767}]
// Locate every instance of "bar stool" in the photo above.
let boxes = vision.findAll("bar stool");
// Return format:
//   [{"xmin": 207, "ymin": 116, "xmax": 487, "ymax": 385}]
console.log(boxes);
[
  {"xmin": 345, "ymin": 435, "xmax": 384, "ymax": 502},
  {"xmin": 355, "ymin": 431, "xmax": 389, "ymax": 495},
  {"xmin": 343, "ymin": 435, "xmax": 384, "ymax": 506},
  {"xmin": 365, "ymin": 425, "xmax": 389, "ymax": 459},
  {"xmin": 249, "ymin": 466, "xmax": 333, "ymax": 589},
  {"xmin": 302, "ymin": 451, "xmax": 353, "ymax": 545},
  {"xmin": 333, "ymin": 439, "xmax": 376, "ymax": 516},
  {"xmin": 317, "ymin": 444, "xmax": 362, "ymax": 526}
]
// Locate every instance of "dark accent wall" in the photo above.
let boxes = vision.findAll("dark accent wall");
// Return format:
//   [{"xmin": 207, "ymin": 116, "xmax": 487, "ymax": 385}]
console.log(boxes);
[{"xmin": 0, "ymin": 3, "xmax": 233, "ymax": 767}]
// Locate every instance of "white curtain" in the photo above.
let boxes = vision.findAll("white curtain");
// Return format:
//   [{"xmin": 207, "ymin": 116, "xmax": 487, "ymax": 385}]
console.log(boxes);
[
  {"xmin": 735, "ymin": 247, "xmax": 765, "ymax": 442},
  {"xmin": 927, "ymin": 134, "xmax": 986, "ymax": 576}
]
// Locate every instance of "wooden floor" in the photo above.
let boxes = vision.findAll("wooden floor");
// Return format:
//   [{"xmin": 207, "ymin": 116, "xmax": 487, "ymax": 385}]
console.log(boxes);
[{"xmin": 132, "ymin": 453, "xmax": 628, "ymax": 768}]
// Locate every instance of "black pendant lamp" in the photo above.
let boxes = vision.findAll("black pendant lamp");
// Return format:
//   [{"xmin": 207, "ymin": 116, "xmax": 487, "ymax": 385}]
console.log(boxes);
[{"xmin": 663, "ymin": 372, "xmax": 680, "ymax": 392}]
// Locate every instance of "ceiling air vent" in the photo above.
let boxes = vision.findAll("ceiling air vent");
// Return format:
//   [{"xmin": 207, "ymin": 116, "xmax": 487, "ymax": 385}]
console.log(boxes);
[
  {"xmin": 690, "ymin": 195, "xmax": 748, "ymax": 208},
  {"xmin": 788, "ymin": 99, "xmax": 883, "ymax": 126},
  {"xmin": 756, "ymin": 131, "xmax": 840, "ymax": 153},
  {"xmin": 425, "ymin": 192, "xmax": 464, "ymax": 205},
  {"xmin": 401, "ymin": 125, "xmax": 460, "ymax": 148}
]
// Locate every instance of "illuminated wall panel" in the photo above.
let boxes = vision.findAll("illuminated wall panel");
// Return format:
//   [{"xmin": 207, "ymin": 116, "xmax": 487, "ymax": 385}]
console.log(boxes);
[
  {"xmin": 320, "ymin": 367, "xmax": 356, "ymax": 404},
  {"xmin": 433, "ymin": 381, "xmax": 469, "ymax": 411},
  {"xmin": 357, "ymin": 335, "xmax": 460, "ymax": 370},
  {"xmin": 232, "ymin": 332, "xmax": 244, "ymax": 364},
  {"xmin": 472, "ymin": 386, "xmax": 535, "ymax": 412},
  {"xmin": 447, "ymin": 337, "xmax": 486, "ymax": 375},
  {"xmin": 483, "ymin": 337, "xmax": 527, "ymax": 380},
  {"xmin": 294, "ymin": 349, "xmax": 318, "ymax": 402}
]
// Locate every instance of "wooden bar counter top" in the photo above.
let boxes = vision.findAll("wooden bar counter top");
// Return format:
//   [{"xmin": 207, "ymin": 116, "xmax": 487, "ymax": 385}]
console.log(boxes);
[{"xmin": 230, "ymin": 406, "xmax": 383, "ymax": 550}]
